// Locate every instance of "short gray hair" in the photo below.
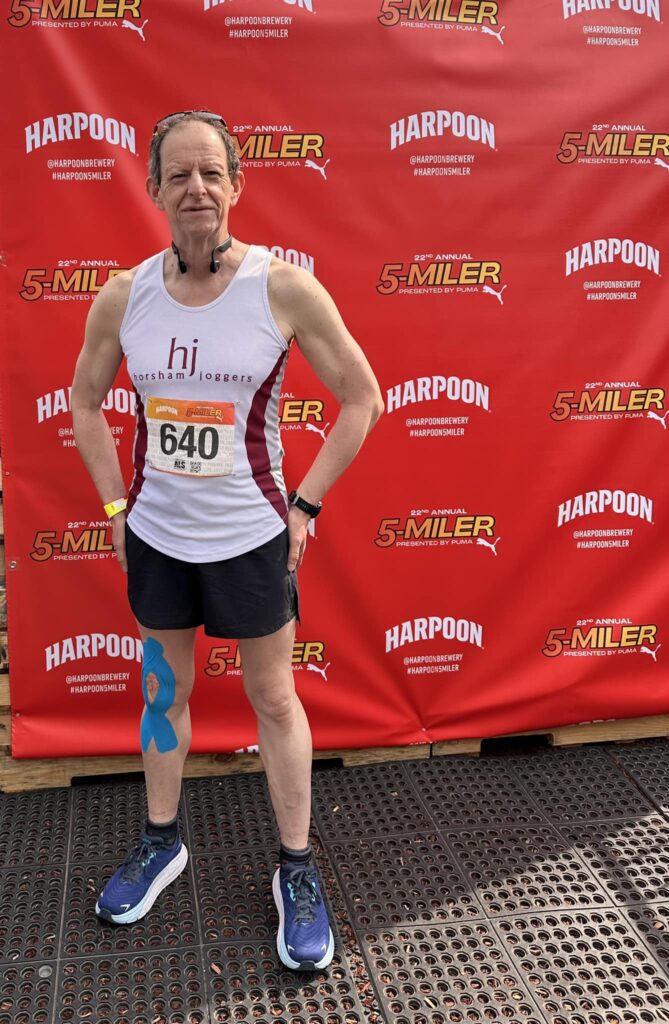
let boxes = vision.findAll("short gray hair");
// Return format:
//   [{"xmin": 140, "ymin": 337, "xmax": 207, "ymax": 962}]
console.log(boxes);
[{"xmin": 149, "ymin": 112, "xmax": 240, "ymax": 184}]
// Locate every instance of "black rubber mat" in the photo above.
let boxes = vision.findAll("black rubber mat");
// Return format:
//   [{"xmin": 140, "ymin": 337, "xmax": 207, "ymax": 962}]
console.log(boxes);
[
  {"xmin": 327, "ymin": 833, "xmax": 484, "ymax": 927},
  {"xmin": 559, "ymin": 816, "xmax": 669, "ymax": 906},
  {"xmin": 362, "ymin": 922, "xmax": 545, "ymax": 1024},
  {"xmin": 0, "ymin": 790, "xmax": 70, "ymax": 867},
  {"xmin": 52, "ymin": 949, "xmax": 208, "ymax": 1024},
  {"xmin": 184, "ymin": 775, "xmax": 280, "ymax": 853},
  {"xmin": 505, "ymin": 748, "xmax": 654, "ymax": 822},
  {"xmin": 0, "ymin": 866, "xmax": 64, "ymax": 965},
  {"xmin": 4, "ymin": 742, "xmax": 669, "ymax": 1024},
  {"xmin": 606, "ymin": 740, "xmax": 669, "ymax": 813},
  {"xmin": 192, "ymin": 847, "xmax": 280, "ymax": 945},
  {"xmin": 0, "ymin": 962, "xmax": 55, "ymax": 1024},
  {"xmin": 71, "ymin": 782, "xmax": 155, "ymax": 863},
  {"xmin": 443, "ymin": 823, "xmax": 611, "ymax": 916},
  {"xmin": 203, "ymin": 940, "xmax": 368, "ymax": 1024},
  {"xmin": 63, "ymin": 858, "xmax": 199, "ymax": 957},
  {"xmin": 311, "ymin": 762, "xmax": 433, "ymax": 840},
  {"xmin": 625, "ymin": 901, "xmax": 669, "ymax": 972},
  {"xmin": 405, "ymin": 755, "xmax": 547, "ymax": 828},
  {"xmin": 494, "ymin": 907, "xmax": 669, "ymax": 1022}
]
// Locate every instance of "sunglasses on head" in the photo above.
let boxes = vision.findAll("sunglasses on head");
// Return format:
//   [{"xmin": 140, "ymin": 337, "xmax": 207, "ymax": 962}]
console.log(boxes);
[{"xmin": 153, "ymin": 110, "xmax": 228, "ymax": 135}]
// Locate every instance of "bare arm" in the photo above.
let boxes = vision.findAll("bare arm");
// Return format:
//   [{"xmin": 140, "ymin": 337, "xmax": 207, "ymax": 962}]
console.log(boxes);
[
  {"xmin": 270, "ymin": 262, "xmax": 384, "ymax": 568},
  {"xmin": 71, "ymin": 271, "xmax": 133, "ymax": 568}
]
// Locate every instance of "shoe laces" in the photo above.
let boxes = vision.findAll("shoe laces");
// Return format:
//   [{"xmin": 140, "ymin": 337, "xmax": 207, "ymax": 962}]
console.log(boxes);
[
  {"xmin": 120, "ymin": 834, "xmax": 161, "ymax": 884},
  {"xmin": 283, "ymin": 863, "xmax": 322, "ymax": 924}
]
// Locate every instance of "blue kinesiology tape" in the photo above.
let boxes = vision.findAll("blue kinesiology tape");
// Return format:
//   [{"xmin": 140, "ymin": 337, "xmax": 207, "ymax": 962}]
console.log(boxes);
[{"xmin": 140, "ymin": 637, "xmax": 179, "ymax": 754}]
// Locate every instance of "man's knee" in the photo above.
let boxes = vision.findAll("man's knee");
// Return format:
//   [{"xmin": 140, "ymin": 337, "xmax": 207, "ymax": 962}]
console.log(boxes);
[
  {"xmin": 140, "ymin": 638, "xmax": 192, "ymax": 753},
  {"xmin": 246, "ymin": 677, "xmax": 296, "ymax": 722}
]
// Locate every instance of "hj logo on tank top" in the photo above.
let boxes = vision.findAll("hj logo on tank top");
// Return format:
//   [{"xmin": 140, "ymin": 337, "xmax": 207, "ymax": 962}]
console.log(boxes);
[
  {"xmin": 375, "ymin": 508, "xmax": 500, "ymax": 553},
  {"xmin": 377, "ymin": 0, "xmax": 505, "ymax": 42},
  {"xmin": 24, "ymin": 112, "xmax": 137, "ymax": 184},
  {"xmin": 560, "ymin": 0, "xmax": 660, "ymax": 48},
  {"xmin": 203, "ymin": 0, "xmax": 315, "ymax": 41},
  {"xmin": 377, "ymin": 253, "xmax": 506, "ymax": 304},
  {"xmin": 556, "ymin": 489, "xmax": 654, "ymax": 551},
  {"xmin": 557, "ymin": 123, "xmax": 669, "ymax": 172},
  {"xmin": 384, "ymin": 613, "xmax": 485, "ymax": 678},
  {"xmin": 8, "ymin": 0, "xmax": 148, "ymax": 36},
  {"xmin": 542, "ymin": 618, "xmax": 660, "ymax": 660},
  {"xmin": 389, "ymin": 109, "xmax": 497, "ymax": 180},
  {"xmin": 230, "ymin": 124, "xmax": 330, "ymax": 179},
  {"xmin": 549, "ymin": 382, "xmax": 667, "ymax": 427}
]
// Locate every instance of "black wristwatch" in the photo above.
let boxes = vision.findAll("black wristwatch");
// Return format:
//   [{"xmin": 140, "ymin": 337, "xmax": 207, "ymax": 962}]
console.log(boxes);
[{"xmin": 288, "ymin": 490, "xmax": 322, "ymax": 518}]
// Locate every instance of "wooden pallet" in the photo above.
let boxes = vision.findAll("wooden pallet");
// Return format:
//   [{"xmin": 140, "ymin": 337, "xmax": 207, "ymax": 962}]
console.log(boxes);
[
  {"xmin": 1, "ymin": 713, "xmax": 668, "ymax": 793},
  {"xmin": 432, "ymin": 714, "xmax": 669, "ymax": 757},
  {"xmin": 0, "ymin": 743, "xmax": 432, "ymax": 793}
]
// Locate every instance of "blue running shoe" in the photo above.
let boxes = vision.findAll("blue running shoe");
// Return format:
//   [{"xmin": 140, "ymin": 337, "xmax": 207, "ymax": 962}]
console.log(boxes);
[
  {"xmin": 95, "ymin": 832, "xmax": 188, "ymax": 925},
  {"xmin": 272, "ymin": 859, "xmax": 335, "ymax": 970}
]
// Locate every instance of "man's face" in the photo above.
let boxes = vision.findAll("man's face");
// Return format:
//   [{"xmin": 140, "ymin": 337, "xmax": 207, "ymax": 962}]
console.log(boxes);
[{"xmin": 147, "ymin": 121, "xmax": 243, "ymax": 237}]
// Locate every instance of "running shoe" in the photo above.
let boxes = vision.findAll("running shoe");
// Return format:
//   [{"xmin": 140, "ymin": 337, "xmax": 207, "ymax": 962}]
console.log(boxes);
[
  {"xmin": 95, "ymin": 832, "xmax": 188, "ymax": 924},
  {"xmin": 272, "ymin": 859, "xmax": 335, "ymax": 970}
]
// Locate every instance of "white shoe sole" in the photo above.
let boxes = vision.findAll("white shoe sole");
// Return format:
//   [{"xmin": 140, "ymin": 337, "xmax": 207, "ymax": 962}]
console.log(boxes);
[
  {"xmin": 95, "ymin": 843, "xmax": 188, "ymax": 925},
  {"xmin": 272, "ymin": 867, "xmax": 335, "ymax": 970}
]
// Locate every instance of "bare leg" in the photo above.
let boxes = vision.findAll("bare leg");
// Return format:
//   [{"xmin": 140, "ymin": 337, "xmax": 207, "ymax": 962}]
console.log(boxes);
[
  {"xmin": 137, "ymin": 624, "xmax": 197, "ymax": 824},
  {"xmin": 239, "ymin": 618, "xmax": 312, "ymax": 849}
]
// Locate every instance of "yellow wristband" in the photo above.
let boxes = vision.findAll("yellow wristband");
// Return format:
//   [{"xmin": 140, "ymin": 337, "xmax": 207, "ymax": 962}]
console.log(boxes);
[{"xmin": 104, "ymin": 498, "xmax": 127, "ymax": 519}]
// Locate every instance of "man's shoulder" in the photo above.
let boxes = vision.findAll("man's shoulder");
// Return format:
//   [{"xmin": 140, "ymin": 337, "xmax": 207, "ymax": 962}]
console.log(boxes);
[
  {"xmin": 267, "ymin": 256, "xmax": 321, "ymax": 311},
  {"xmin": 90, "ymin": 254, "xmax": 157, "ymax": 321}
]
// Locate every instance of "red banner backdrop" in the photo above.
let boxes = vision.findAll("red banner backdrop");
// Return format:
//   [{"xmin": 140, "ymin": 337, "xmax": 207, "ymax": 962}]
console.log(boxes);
[{"xmin": 1, "ymin": 0, "xmax": 667, "ymax": 758}]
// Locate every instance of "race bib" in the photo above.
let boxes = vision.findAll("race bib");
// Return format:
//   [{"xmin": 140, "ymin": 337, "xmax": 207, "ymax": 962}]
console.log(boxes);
[{"xmin": 145, "ymin": 397, "xmax": 235, "ymax": 477}]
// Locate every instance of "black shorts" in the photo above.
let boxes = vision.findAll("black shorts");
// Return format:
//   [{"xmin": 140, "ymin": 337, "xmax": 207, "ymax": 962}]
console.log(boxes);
[{"xmin": 125, "ymin": 524, "xmax": 299, "ymax": 639}]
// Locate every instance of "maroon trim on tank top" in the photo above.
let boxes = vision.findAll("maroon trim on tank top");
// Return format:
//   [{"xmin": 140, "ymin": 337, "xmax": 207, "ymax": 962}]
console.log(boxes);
[
  {"xmin": 245, "ymin": 351, "xmax": 288, "ymax": 521},
  {"xmin": 127, "ymin": 391, "xmax": 147, "ymax": 514}
]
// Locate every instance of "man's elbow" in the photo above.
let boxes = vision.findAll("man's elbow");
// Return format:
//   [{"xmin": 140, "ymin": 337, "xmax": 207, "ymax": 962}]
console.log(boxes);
[{"xmin": 368, "ymin": 390, "xmax": 385, "ymax": 430}]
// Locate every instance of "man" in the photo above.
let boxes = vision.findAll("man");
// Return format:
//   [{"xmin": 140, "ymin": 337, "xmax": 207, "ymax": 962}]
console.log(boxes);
[{"xmin": 71, "ymin": 110, "xmax": 383, "ymax": 971}]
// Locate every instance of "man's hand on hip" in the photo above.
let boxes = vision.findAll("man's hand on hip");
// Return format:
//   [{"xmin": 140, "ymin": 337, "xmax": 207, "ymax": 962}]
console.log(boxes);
[
  {"xmin": 111, "ymin": 512, "xmax": 128, "ymax": 573},
  {"xmin": 287, "ymin": 506, "xmax": 310, "ymax": 571}
]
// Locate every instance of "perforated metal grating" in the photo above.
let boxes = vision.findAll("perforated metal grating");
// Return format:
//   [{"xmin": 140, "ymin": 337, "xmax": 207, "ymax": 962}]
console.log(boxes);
[
  {"xmin": 406, "ymin": 756, "xmax": 547, "ymax": 829},
  {"xmin": 443, "ymin": 824, "xmax": 611, "ymax": 916},
  {"xmin": 204, "ymin": 941, "xmax": 367, "ymax": 1024},
  {"xmin": 506, "ymin": 749, "xmax": 654, "ymax": 822},
  {"xmin": 328, "ymin": 833, "xmax": 483, "ymax": 927},
  {"xmin": 559, "ymin": 816, "xmax": 669, "ymax": 905},
  {"xmin": 363, "ymin": 923, "xmax": 544, "ymax": 1024},
  {"xmin": 494, "ymin": 908, "xmax": 669, "ymax": 1023},
  {"xmin": 312, "ymin": 762, "xmax": 433, "ymax": 840}
]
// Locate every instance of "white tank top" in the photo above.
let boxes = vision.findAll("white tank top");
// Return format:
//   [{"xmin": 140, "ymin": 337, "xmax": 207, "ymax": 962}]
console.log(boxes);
[{"xmin": 119, "ymin": 244, "xmax": 291, "ymax": 562}]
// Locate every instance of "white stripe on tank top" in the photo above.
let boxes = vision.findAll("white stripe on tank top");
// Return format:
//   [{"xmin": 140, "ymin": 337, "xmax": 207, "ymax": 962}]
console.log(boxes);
[{"xmin": 119, "ymin": 244, "xmax": 291, "ymax": 562}]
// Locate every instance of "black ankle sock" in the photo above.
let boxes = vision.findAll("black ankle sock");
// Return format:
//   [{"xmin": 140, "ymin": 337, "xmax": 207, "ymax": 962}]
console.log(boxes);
[
  {"xmin": 146, "ymin": 815, "xmax": 179, "ymax": 846},
  {"xmin": 280, "ymin": 842, "xmax": 313, "ymax": 864}
]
